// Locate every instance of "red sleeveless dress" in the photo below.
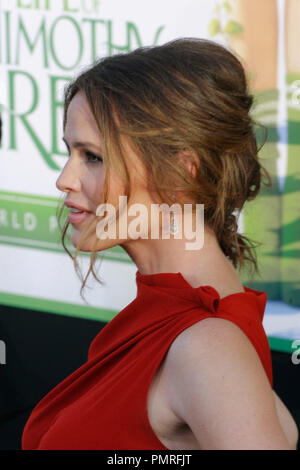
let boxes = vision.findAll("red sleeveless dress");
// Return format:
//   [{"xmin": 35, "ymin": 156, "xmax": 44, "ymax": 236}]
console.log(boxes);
[{"xmin": 22, "ymin": 270, "xmax": 273, "ymax": 450}]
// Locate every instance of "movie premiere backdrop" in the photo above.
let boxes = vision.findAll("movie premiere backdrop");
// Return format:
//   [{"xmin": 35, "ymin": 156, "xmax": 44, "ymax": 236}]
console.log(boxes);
[{"xmin": 0, "ymin": 0, "xmax": 300, "ymax": 354}]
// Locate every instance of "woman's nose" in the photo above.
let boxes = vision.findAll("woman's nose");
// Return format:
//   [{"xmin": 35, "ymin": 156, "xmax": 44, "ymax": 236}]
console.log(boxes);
[{"xmin": 56, "ymin": 160, "xmax": 81, "ymax": 193}]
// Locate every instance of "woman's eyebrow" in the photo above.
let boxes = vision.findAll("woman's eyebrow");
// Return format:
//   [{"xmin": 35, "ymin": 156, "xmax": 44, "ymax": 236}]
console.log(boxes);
[{"xmin": 62, "ymin": 137, "xmax": 101, "ymax": 152}]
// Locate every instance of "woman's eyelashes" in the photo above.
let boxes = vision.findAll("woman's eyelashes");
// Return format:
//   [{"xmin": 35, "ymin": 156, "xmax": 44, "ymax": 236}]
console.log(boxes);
[
  {"xmin": 84, "ymin": 150, "xmax": 103, "ymax": 164},
  {"xmin": 62, "ymin": 140, "xmax": 103, "ymax": 164}
]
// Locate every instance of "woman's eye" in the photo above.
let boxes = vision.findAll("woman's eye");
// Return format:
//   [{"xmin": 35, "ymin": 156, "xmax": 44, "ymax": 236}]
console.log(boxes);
[{"xmin": 85, "ymin": 151, "xmax": 103, "ymax": 163}]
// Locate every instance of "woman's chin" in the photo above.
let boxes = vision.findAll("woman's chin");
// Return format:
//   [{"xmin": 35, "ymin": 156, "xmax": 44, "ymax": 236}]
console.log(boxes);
[
  {"xmin": 70, "ymin": 231, "xmax": 121, "ymax": 253},
  {"xmin": 70, "ymin": 231, "xmax": 96, "ymax": 252}
]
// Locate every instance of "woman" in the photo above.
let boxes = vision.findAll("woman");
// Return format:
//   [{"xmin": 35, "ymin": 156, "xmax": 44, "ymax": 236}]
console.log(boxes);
[{"xmin": 22, "ymin": 38, "xmax": 298, "ymax": 450}]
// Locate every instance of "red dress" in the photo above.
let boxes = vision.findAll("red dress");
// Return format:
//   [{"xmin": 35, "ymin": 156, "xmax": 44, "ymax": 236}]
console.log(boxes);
[{"xmin": 22, "ymin": 270, "xmax": 273, "ymax": 450}]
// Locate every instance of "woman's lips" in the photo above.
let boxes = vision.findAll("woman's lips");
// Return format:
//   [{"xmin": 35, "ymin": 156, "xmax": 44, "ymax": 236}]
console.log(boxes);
[
  {"xmin": 64, "ymin": 201, "xmax": 93, "ymax": 225},
  {"xmin": 68, "ymin": 210, "xmax": 93, "ymax": 225}
]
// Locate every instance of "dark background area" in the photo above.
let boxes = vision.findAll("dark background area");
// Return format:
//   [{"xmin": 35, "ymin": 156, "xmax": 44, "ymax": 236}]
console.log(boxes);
[{"xmin": 0, "ymin": 304, "xmax": 299, "ymax": 450}]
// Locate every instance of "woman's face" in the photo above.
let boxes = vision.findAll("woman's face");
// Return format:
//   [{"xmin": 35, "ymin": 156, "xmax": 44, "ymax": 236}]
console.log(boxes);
[{"xmin": 56, "ymin": 91, "xmax": 153, "ymax": 252}]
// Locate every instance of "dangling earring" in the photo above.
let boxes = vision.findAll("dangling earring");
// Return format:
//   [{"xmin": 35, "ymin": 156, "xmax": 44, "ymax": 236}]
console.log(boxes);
[
  {"xmin": 170, "ymin": 193, "xmax": 179, "ymax": 235},
  {"xmin": 170, "ymin": 211, "xmax": 179, "ymax": 234}
]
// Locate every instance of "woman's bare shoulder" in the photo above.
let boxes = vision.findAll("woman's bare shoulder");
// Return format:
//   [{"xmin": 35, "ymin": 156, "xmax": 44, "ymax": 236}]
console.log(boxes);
[
  {"xmin": 165, "ymin": 316, "xmax": 260, "ymax": 378},
  {"xmin": 161, "ymin": 318, "xmax": 293, "ymax": 449}
]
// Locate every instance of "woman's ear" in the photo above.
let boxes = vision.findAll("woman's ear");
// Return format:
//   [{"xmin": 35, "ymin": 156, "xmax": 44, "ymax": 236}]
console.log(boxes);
[{"xmin": 177, "ymin": 149, "xmax": 199, "ymax": 179}]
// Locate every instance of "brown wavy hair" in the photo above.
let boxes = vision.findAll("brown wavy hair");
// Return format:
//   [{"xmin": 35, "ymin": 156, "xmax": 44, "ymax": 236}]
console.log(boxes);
[{"xmin": 57, "ymin": 37, "xmax": 271, "ymax": 298}]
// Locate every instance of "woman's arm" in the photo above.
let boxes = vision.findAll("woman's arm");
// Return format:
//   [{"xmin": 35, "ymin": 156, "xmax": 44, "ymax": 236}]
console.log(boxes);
[
  {"xmin": 272, "ymin": 390, "xmax": 299, "ymax": 450},
  {"xmin": 164, "ymin": 317, "xmax": 294, "ymax": 450}
]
